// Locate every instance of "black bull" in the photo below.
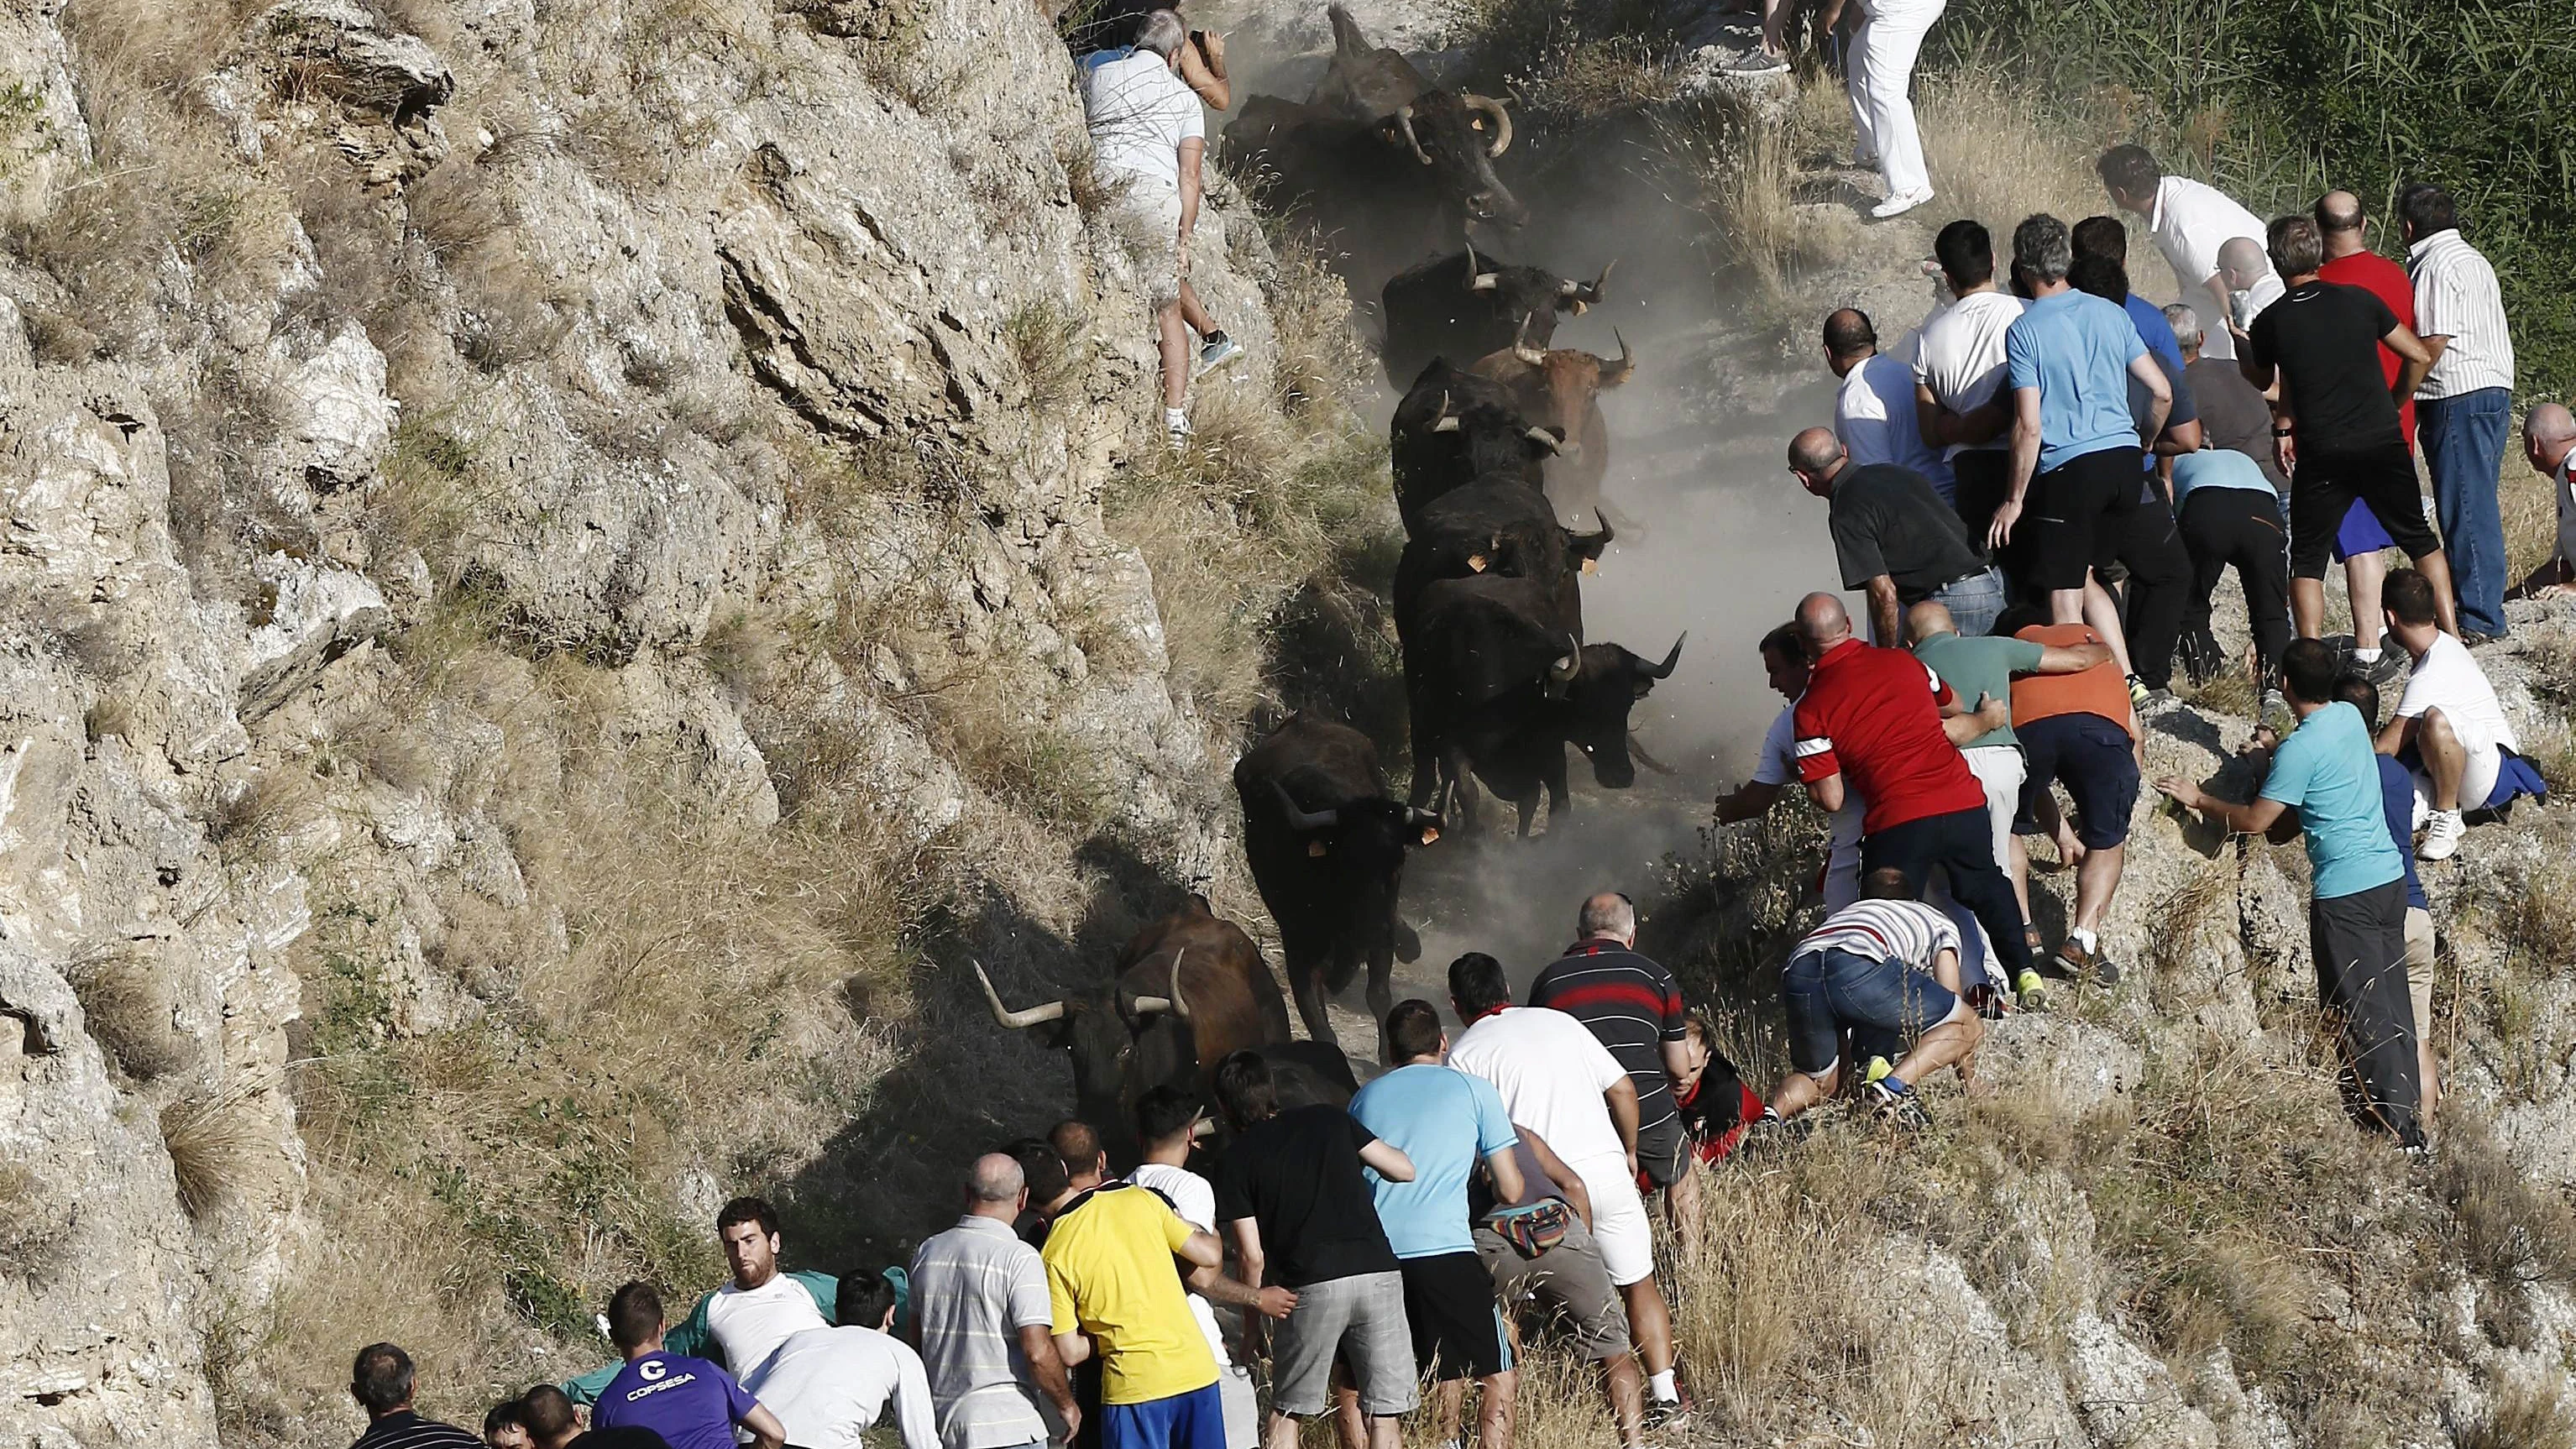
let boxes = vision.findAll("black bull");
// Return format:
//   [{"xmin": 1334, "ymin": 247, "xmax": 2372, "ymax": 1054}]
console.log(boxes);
[
  {"xmin": 1380, "ymin": 241, "xmax": 1615, "ymax": 390},
  {"xmin": 1235, "ymin": 713, "xmax": 1439, "ymax": 1047},
  {"xmin": 1404, "ymin": 573, "xmax": 1685, "ymax": 834}
]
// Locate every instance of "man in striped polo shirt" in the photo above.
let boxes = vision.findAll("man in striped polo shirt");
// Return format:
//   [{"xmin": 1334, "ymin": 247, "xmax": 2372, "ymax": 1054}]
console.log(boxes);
[
  {"xmin": 1528, "ymin": 892, "xmax": 1695, "ymax": 1241},
  {"xmin": 2402, "ymin": 182, "xmax": 2518, "ymax": 643},
  {"xmin": 1761, "ymin": 869, "xmax": 1985, "ymax": 1129}
]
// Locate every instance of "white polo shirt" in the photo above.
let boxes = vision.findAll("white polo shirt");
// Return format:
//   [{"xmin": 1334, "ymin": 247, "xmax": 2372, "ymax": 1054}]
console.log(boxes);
[
  {"xmin": 2408, "ymin": 228, "xmax": 2516, "ymax": 399},
  {"xmin": 2147, "ymin": 175, "xmax": 2270, "ymax": 362},
  {"xmin": 1911, "ymin": 289, "xmax": 2026, "ymax": 459},
  {"xmin": 1836, "ymin": 351, "xmax": 1955, "ymax": 498}
]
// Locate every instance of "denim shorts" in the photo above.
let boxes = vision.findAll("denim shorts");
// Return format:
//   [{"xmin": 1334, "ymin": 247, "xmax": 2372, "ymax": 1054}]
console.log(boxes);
[{"xmin": 1783, "ymin": 944, "xmax": 1960, "ymax": 1076}]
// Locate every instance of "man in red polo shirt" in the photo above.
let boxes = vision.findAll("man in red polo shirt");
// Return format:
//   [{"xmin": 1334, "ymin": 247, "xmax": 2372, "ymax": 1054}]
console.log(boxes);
[{"xmin": 1790, "ymin": 592, "xmax": 2035, "ymax": 986}]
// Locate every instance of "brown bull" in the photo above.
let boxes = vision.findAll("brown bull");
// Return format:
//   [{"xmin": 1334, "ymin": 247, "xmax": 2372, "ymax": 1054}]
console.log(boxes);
[
  {"xmin": 972, "ymin": 896, "xmax": 1292, "ymax": 1158},
  {"xmin": 1470, "ymin": 332, "xmax": 1636, "ymax": 531}
]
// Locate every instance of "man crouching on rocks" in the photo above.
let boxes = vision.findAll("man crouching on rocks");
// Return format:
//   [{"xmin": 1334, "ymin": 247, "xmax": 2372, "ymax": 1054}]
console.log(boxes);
[{"xmin": 1080, "ymin": 10, "xmax": 1242, "ymax": 447}]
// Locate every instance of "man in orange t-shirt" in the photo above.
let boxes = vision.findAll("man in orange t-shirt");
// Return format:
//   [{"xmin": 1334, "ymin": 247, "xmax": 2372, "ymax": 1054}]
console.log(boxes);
[{"xmin": 2008, "ymin": 615, "xmax": 2141, "ymax": 994}]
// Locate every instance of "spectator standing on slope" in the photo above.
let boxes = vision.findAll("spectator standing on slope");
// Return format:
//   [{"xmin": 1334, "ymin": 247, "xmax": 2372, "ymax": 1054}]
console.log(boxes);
[
  {"xmin": 743, "ymin": 1268, "xmax": 941, "ymax": 1449},
  {"xmin": 2401, "ymin": 182, "xmax": 2517, "ymax": 642},
  {"xmin": 2064, "ymin": 246, "xmax": 2197, "ymax": 704},
  {"xmin": 1760, "ymin": 870, "xmax": 1986, "ymax": 1127},
  {"xmin": 1528, "ymin": 893, "xmax": 1699, "ymax": 1249},
  {"xmin": 567, "ymin": 1199, "xmax": 833, "ymax": 1405},
  {"xmin": 1825, "ymin": 306, "xmax": 1954, "ymax": 500},
  {"xmin": 2003, "ymin": 612, "xmax": 2142, "ymax": 997},
  {"xmin": 1469, "ymin": 1127, "xmax": 1645, "ymax": 1449},
  {"xmin": 2097, "ymin": 145, "xmax": 2273, "ymax": 364},
  {"xmin": 2333, "ymin": 672, "xmax": 2442, "ymax": 1131},
  {"xmin": 1790, "ymin": 427, "xmax": 2003, "ymax": 642},
  {"xmin": 1914, "ymin": 219, "xmax": 2029, "ymax": 548},
  {"xmin": 1042, "ymin": 1136, "xmax": 1228, "ymax": 1449},
  {"xmin": 347, "ymin": 1343, "xmax": 481, "ymax": 1449},
  {"xmin": 1839, "ymin": 0, "xmax": 1947, "ymax": 218},
  {"xmin": 2155, "ymin": 639, "xmax": 2425, "ymax": 1149},
  {"xmin": 2238, "ymin": 215, "xmax": 2461, "ymax": 642},
  {"xmin": 910, "ymin": 1155, "xmax": 1085, "ymax": 1449},
  {"xmin": 1128, "ymin": 1090, "xmax": 1294, "ymax": 1449},
  {"xmin": 591, "ymin": 1282, "xmax": 789, "ymax": 1449}
]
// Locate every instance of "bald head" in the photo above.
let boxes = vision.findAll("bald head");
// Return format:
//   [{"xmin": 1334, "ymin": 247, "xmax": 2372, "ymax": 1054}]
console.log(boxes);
[
  {"xmin": 2526, "ymin": 403, "xmax": 2576, "ymax": 473},
  {"xmin": 2315, "ymin": 189, "xmax": 2365, "ymax": 241},
  {"xmin": 966, "ymin": 1153, "xmax": 1024, "ymax": 1214},
  {"xmin": 1787, "ymin": 426, "xmax": 1846, "ymax": 494},
  {"xmin": 1796, "ymin": 592, "xmax": 1851, "ymax": 653},
  {"xmin": 1904, "ymin": 599, "xmax": 1956, "ymax": 644},
  {"xmin": 1576, "ymin": 891, "xmax": 1636, "ymax": 944},
  {"xmin": 2217, "ymin": 235, "xmax": 2269, "ymax": 289}
]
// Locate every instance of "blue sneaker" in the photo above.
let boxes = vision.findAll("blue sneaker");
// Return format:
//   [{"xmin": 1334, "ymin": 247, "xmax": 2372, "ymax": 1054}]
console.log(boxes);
[{"xmin": 1195, "ymin": 332, "xmax": 1242, "ymax": 378}]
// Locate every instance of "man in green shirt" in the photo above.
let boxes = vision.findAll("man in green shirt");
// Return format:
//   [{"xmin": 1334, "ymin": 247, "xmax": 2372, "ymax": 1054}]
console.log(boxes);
[{"xmin": 1908, "ymin": 601, "xmax": 2109, "ymax": 992}]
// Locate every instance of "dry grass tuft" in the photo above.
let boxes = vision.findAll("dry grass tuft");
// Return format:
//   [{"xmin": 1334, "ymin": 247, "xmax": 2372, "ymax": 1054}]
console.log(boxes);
[
  {"xmin": 161, "ymin": 1092, "xmax": 272, "ymax": 1220},
  {"xmin": 1917, "ymin": 59, "xmax": 2110, "ymax": 238},
  {"xmin": 1003, "ymin": 298, "xmax": 1091, "ymax": 414},
  {"xmin": 206, "ymin": 769, "xmax": 319, "ymax": 861},
  {"xmin": 68, "ymin": 949, "xmax": 196, "ymax": 1081},
  {"xmin": 2455, "ymin": 1380, "xmax": 2576, "ymax": 1449},
  {"xmin": 2438, "ymin": 1117, "xmax": 2576, "ymax": 1289}
]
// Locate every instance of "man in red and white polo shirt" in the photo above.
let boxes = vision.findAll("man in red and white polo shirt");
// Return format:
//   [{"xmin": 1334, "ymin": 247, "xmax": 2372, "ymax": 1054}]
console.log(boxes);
[{"xmin": 1789, "ymin": 592, "xmax": 2035, "ymax": 987}]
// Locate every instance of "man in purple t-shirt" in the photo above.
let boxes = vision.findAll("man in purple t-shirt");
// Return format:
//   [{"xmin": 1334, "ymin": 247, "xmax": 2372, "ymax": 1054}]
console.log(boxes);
[{"xmin": 592, "ymin": 1281, "xmax": 788, "ymax": 1449}]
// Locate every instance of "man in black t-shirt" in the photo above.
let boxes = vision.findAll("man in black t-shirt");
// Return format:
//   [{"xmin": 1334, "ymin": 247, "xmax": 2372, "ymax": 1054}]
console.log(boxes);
[
  {"xmin": 1790, "ymin": 427, "xmax": 2004, "ymax": 642},
  {"xmin": 2240, "ymin": 213, "xmax": 2461, "ymax": 641},
  {"xmin": 1210, "ymin": 1052, "xmax": 1419, "ymax": 1449}
]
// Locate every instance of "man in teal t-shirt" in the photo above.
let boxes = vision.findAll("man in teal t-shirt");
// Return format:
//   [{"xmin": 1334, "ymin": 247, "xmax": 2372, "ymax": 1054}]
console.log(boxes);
[
  {"xmin": 2156, "ymin": 639, "xmax": 2422, "ymax": 1148},
  {"xmin": 1349, "ymin": 1001, "xmax": 1525, "ymax": 1449}
]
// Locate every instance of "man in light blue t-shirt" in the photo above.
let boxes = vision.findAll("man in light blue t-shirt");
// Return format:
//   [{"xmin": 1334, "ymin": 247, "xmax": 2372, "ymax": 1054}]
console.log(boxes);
[
  {"xmin": 2156, "ymin": 639, "xmax": 2422, "ymax": 1148},
  {"xmin": 1993, "ymin": 213, "xmax": 2173, "ymax": 696},
  {"xmin": 1350, "ymin": 1001, "xmax": 1526, "ymax": 1449}
]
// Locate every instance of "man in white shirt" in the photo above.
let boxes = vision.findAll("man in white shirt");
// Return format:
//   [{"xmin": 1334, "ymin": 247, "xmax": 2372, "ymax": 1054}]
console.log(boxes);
[
  {"xmin": 2401, "ymin": 182, "xmax": 2517, "ymax": 642},
  {"xmin": 1913, "ymin": 220, "xmax": 2027, "ymax": 541},
  {"xmin": 1127, "ymin": 1089, "xmax": 1293, "ymax": 1449},
  {"xmin": 2516, "ymin": 405, "xmax": 2576, "ymax": 599},
  {"xmin": 745, "ymin": 1269, "xmax": 942, "ymax": 1449},
  {"xmin": 1081, "ymin": 10, "xmax": 1239, "ymax": 446},
  {"xmin": 565, "ymin": 1196, "xmax": 835, "ymax": 1405},
  {"xmin": 2376, "ymin": 568, "xmax": 2519, "ymax": 861},
  {"xmin": 1840, "ymin": 0, "xmax": 1949, "ymax": 219},
  {"xmin": 2097, "ymin": 144, "xmax": 2271, "ymax": 363},
  {"xmin": 2217, "ymin": 236, "xmax": 2284, "ymax": 332},
  {"xmin": 1825, "ymin": 306, "xmax": 1954, "ymax": 501},
  {"xmin": 1444, "ymin": 954, "xmax": 1689, "ymax": 1429}
]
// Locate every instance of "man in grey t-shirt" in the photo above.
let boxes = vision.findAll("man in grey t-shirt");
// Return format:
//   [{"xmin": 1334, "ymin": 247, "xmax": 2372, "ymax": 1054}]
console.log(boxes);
[{"xmin": 910, "ymin": 1155, "xmax": 1082, "ymax": 1449}]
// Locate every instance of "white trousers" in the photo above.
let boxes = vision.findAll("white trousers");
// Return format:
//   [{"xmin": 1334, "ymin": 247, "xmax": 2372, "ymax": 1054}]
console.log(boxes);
[{"xmin": 1846, "ymin": 0, "xmax": 1945, "ymax": 200}]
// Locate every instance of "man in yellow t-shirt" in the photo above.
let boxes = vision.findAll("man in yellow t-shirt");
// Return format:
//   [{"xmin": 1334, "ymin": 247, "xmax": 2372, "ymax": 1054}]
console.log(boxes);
[{"xmin": 1042, "ymin": 1149, "xmax": 1227, "ymax": 1449}]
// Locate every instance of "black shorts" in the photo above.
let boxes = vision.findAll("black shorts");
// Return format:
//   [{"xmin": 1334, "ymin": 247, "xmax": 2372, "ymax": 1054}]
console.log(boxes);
[
  {"xmin": 2287, "ymin": 441, "xmax": 2440, "ymax": 578},
  {"xmin": 1398, "ymin": 1252, "xmax": 1511, "ymax": 1382},
  {"xmin": 1635, "ymin": 1117, "xmax": 1689, "ymax": 1189},
  {"xmin": 2024, "ymin": 446, "xmax": 2143, "ymax": 592},
  {"xmin": 2013, "ymin": 712, "xmax": 2139, "ymax": 850}
]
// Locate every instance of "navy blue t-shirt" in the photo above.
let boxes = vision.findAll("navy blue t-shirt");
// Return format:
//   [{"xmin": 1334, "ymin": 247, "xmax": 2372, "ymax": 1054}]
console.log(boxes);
[
  {"xmin": 591, "ymin": 1352, "xmax": 757, "ymax": 1449},
  {"xmin": 2373, "ymin": 755, "xmax": 2430, "ymax": 911}
]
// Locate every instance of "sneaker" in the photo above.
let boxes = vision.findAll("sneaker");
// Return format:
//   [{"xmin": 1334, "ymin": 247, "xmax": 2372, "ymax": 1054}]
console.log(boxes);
[
  {"xmin": 1723, "ymin": 46, "xmax": 1788, "ymax": 73},
  {"xmin": 1643, "ymin": 1400, "xmax": 1694, "ymax": 1433},
  {"xmin": 2259, "ymin": 688, "xmax": 2291, "ymax": 734},
  {"xmin": 1165, "ymin": 411, "xmax": 1194, "ymax": 447},
  {"xmin": 2462, "ymin": 630, "xmax": 2501, "ymax": 647},
  {"xmin": 1194, "ymin": 332, "xmax": 1242, "ymax": 378},
  {"xmin": 2014, "ymin": 967, "xmax": 2050, "ymax": 1013},
  {"xmin": 1870, "ymin": 187, "xmax": 1934, "ymax": 220},
  {"xmin": 2359, "ymin": 650, "xmax": 2407, "ymax": 689},
  {"xmin": 2420, "ymin": 808, "xmax": 2466, "ymax": 861},
  {"xmin": 1863, "ymin": 1078, "xmax": 1931, "ymax": 1129},
  {"xmin": 2055, "ymin": 935, "xmax": 2123, "ymax": 987},
  {"xmin": 1862, "ymin": 1054, "xmax": 1894, "ymax": 1087},
  {"xmin": 2128, "ymin": 674, "xmax": 2151, "ymax": 709}
]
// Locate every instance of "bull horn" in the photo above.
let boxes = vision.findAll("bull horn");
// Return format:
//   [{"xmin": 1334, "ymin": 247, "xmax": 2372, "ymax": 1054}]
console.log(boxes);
[
  {"xmin": 1271, "ymin": 780, "xmax": 1340, "ymax": 832},
  {"xmin": 1548, "ymin": 652, "xmax": 1579, "ymax": 683},
  {"xmin": 1430, "ymin": 389, "xmax": 1460, "ymax": 433},
  {"xmin": 1166, "ymin": 949, "xmax": 1191, "ymax": 1021},
  {"xmin": 1191, "ymin": 1117, "xmax": 1218, "ymax": 1140},
  {"xmin": 1579, "ymin": 259, "xmax": 1618, "ymax": 303},
  {"xmin": 1464, "ymin": 237, "xmax": 1498, "ymax": 292},
  {"xmin": 1629, "ymin": 733, "xmax": 1677, "ymax": 776},
  {"xmin": 1597, "ymin": 329, "xmax": 1635, "ymax": 388},
  {"xmin": 1463, "ymin": 93, "xmax": 1512, "ymax": 158},
  {"xmin": 972, "ymin": 959, "xmax": 1065, "ymax": 1029},
  {"xmin": 1408, "ymin": 804, "xmax": 1443, "ymax": 828},
  {"xmin": 1641, "ymin": 632, "xmax": 1687, "ymax": 679},
  {"xmin": 1525, "ymin": 425, "xmax": 1575, "ymax": 459},
  {"xmin": 1511, "ymin": 311, "xmax": 1545, "ymax": 368},
  {"xmin": 1395, "ymin": 106, "xmax": 1432, "ymax": 166}
]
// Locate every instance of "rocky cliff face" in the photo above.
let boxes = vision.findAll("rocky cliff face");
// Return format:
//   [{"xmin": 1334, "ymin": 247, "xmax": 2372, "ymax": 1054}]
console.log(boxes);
[{"xmin": 0, "ymin": 0, "xmax": 1337, "ymax": 1438}]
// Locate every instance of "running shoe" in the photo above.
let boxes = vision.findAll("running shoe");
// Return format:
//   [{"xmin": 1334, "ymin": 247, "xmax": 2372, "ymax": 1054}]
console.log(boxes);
[
  {"xmin": 1722, "ymin": 46, "xmax": 1788, "ymax": 73},
  {"xmin": 1870, "ymin": 187, "xmax": 1934, "ymax": 220},
  {"xmin": 2420, "ymin": 808, "xmax": 2467, "ymax": 861},
  {"xmin": 2054, "ymin": 935, "xmax": 2123, "ymax": 987},
  {"xmin": 2014, "ymin": 967, "xmax": 2050, "ymax": 1013},
  {"xmin": 1862, "ymin": 1055, "xmax": 1894, "ymax": 1087},
  {"xmin": 2359, "ymin": 650, "xmax": 2408, "ymax": 690},
  {"xmin": 1863, "ymin": 1078, "xmax": 1931, "ymax": 1129},
  {"xmin": 1644, "ymin": 1400, "xmax": 1695, "ymax": 1433},
  {"xmin": 1166, "ymin": 415, "xmax": 1194, "ymax": 447},
  {"xmin": 2128, "ymin": 674, "xmax": 2151, "ymax": 709},
  {"xmin": 1195, "ymin": 332, "xmax": 1242, "ymax": 378}
]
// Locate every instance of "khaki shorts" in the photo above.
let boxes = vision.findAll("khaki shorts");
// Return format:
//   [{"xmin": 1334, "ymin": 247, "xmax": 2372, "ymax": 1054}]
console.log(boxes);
[
  {"xmin": 1474, "ymin": 1216, "xmax": 1633, "ymax": 1361},
  {"xmin": 1120, "ymin": 189, "xmax": 1184, "ymax": 306},
  {"xmin": 2405, "ymin": 905, "xmax": 2435, "ymax": 1044}
]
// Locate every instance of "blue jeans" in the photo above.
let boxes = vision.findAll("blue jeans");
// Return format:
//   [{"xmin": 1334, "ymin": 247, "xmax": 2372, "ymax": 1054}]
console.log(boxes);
[
  {"xmin": 1929, "ymin": 564, "xmax": 2006, "ymax": 638},
  {"xmin": 2422, "ymin": 387, "xmax": 2513, "ymax": 636},
  {"xmin": 1782, "ymin": 944, "xmax": 1960, "ymax": 1075}
]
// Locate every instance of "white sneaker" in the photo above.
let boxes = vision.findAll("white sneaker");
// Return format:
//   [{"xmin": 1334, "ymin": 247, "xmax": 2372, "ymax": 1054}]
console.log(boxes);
[
  {"xmin": 2420, "ymin": 808, "xmax": 2466, "ymax": 861},
  {"xmin": 1871, "ymin": 188, "xmax": 1935, "ymax": 220}
]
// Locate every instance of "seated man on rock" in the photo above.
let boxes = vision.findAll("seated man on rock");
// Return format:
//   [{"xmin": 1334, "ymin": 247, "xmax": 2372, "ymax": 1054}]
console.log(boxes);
[
  {"xmin": 1757, "ymin": 868, "xmax": 1984, "ymax": 1130},
  {"xmin": 2375, "ymin": 568, "xmax": 2543, "ymax": 861}
]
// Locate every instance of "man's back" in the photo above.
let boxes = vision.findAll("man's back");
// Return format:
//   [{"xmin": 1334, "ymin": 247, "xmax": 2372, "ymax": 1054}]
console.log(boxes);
[
  {"xmin": 1915, "ymin": 290, "xmax": 2026, "ymax": 458},
  {"xmin": 1078, "ymin": 48, "xmax": 1202, "ymax": 195},
  {"xmin": 2121, "ymin": 291, "xmax": 2184, "ymax": 372},
  {"xmin": 1212, "ymin": 1104, "xmax": 1399, "ymax": 1287},
  {"xmin": 2008, "ymin": 624, "xmax": 2134, "ymax": 735},
  {"xmin": 1793, "ymin": 639, "xmax": 1986, "ymax": 834},
  {"xmin": 2247, "ymin": 281, "xmax": 2403, "ymax": 447},
  {"xmin": 745, "ymin": 1326, "xmax": 938, "ymax": 1449},
  {"xmin": 2260, "ymin": 701, "xmax": 2406, "ymax": 897},
  {"xmin": 593, "ymin": 1352, "xmax": 758, "ymax": 1449},
  {"xmin": 2395, "ymin": 630, "xmax": 2517, "ymax": 751},
  {"xmin": 909, "ymin": 1216, "xmax": 1054, "ymax": 1449},
  {"xmin": 1825, "ymin": 463, "xmax": 1983, "ymax": 599},
  {"xmin": 2149, "ymin": 175, "xmax": 2270, "ymax": 359},
  {"xmin": 1042, "ymin": 1182, "xmax": 1217, "ymax": 1405},
  {"xmin": 2317, "ymin": 249, "xmax": 2419, "ymax": 443},
  {"xmin": 1448, "ymin": 1007, "xmax": 1630, "ymax": 1180},
  {"xmin": 1793, "ymin": 897, "xmax": 1959, "ymax": 971},
  {"xmin": 2409, "ymin": 228, "xmax": 2515, "ymax": 398},
  {"xmin": 1526, "ymin": 944, "xmax": 1687, "ymax": 1145},
  {"xmin": 1838, "ymin": 353, "xmax": 1953, "ymax": 491},
  {"xmin": 2006, "ymin": 290, "xmax": 2149, "ymax": 469},
  {"xmin": 1349, "ymin": 1064, "xmax": 1516, "ymax": 1259},
  {"xmin": 1912, "ymin": 630, "xmax": 2045, "ymax": 751},
  {"xmin": 350, "ymin": 1410, "xmax": 480, "ymax": 1449},
  {"xmin": 2186, "ymin": 356, "xmax": 2289, "ymax": 488}
]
